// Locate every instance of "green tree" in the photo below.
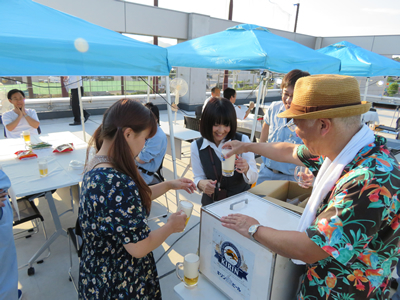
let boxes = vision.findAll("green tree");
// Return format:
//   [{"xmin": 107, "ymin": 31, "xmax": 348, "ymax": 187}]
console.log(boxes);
[{"xmin": 387, "ymin": 82, "xmax": 399, "ymax": 97}]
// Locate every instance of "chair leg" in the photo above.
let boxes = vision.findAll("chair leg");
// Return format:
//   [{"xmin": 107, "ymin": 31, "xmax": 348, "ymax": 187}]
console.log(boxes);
[
  {"xmin": 68, "ymin": 229, "xmax": 79, "ymax": 294},
  {"xmin": 18, "ymin": 218, "xmax": 51, "ymax": 270}
]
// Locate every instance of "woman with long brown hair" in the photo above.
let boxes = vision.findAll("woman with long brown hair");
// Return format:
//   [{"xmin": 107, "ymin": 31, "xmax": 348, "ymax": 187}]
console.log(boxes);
[{"xmin": 78, "ymin": 99, "xmax": 196, "ymax": 300}]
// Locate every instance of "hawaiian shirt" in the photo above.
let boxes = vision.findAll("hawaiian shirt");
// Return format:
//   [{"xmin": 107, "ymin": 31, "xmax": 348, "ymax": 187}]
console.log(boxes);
[
  {"xmin": 78, "ymin": 168, "xmax": 161, "ymax": 300},
  {"xmin": 297, "ymin": 135, "xmax": 400, "ymax": 300}
]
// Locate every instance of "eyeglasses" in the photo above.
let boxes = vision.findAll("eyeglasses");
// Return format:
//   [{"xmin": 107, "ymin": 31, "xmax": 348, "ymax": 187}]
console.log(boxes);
[{"xmin": 286, "ymin": 119, "xmax": 297, "ymax": 132}]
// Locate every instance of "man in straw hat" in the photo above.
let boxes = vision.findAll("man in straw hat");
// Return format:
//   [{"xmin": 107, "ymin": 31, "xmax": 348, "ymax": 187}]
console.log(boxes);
[{"xmin": 221, "ymin": 75, "xmax": 400, "ymax": 299}]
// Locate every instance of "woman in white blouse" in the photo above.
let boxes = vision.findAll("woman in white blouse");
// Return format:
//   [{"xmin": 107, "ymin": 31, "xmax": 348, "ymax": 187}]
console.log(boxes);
[{"xmin": 191, "ymin": 98, "xmax": 258, "ymax": 206}]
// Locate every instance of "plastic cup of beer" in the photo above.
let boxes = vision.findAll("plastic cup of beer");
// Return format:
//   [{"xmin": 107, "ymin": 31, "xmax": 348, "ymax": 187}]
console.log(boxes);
[
  {"xmin": 21, "ymin": 130, "xmax": 31, "ymax": 145},
  {"xmin": 294, "ymin": 166, "xmax": 312, "ymax": 188},
  {"xmin": 38, "ymin": 158, "xmax": 48, "ymax": 177},
  {"xmin": 221, "ymin": 148, "xmax": 235, "ymax": 177},
  {"xmin": 176, "ymin": 253, "xmax": 200, "ymax": 288},
  {"xmin": 177, "ymin": 200, "xmax": 193, "ymax": 230}
]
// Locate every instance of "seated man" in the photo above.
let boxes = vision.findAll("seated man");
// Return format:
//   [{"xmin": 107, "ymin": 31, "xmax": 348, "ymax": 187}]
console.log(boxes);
[
  {"xmin": 2, "ymin": 89, "xmax": 40, "ymax": 138},
  {"xmin": 202, "ymin": 86, "xmax": 221, "ymax": 111},
  {"xmin": 136, "ymin": 103, "xmax": 168, "ymax": 185},
  {"xmin": 223, "ymin": 88, "xmax": 254, "ymax": 120}
]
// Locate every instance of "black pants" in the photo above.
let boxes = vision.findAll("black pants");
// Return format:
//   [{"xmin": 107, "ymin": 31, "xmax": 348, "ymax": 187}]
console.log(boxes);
[{"xmin": 70, "ymin": 87, "xmax": 88, "ymax": 123}]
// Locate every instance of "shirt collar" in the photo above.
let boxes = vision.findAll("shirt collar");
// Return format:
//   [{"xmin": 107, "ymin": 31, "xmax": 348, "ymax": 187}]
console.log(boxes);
[{"xmin": 200, "ymin": 138, "xmax": 227, "ymax": 151}]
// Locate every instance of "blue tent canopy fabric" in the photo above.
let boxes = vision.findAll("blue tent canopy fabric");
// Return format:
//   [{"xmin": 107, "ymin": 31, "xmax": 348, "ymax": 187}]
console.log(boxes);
[
  {"xmin": 317, "ymin": 41, "xmax": 400, "ymax": 77},
  {"xmin": 0, "ymin": 0, "xmax": 170, "ymax": 76},
  {"xmin": 167, "ymin": 24, "xmax": 341, "ymax": 74}
]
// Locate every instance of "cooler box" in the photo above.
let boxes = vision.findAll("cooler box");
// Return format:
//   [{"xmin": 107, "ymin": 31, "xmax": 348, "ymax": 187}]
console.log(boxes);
[{"xmin": 200, "ymin": 192, "xmax": 304, "ymax": 300}]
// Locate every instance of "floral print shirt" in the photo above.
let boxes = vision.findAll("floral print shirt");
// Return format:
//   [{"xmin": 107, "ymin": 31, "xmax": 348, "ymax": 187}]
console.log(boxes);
[
  {"xmin": 297, "ymin": 135, "xmax": 400, "ymax": 300},
  {"xmin": 78, "ymin": 168, "xmax": 161, "ymax": 300}
]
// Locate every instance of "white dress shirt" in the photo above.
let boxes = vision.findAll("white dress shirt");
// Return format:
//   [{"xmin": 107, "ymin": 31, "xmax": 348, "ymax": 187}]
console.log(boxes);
[
  {"xmin": 202, "ymin": 98, "xmax": 247, "ymax": 120},
  {"xmin": 67, "ymin": 76, "xmax": 82, "ymax": 90},
  {"xmin": 190, "ymin": 134, "xmax": 258, "ymax": 188},
  {"xmin": 234, "ymin": 105, "xmax": 247, "ymax": 120}
]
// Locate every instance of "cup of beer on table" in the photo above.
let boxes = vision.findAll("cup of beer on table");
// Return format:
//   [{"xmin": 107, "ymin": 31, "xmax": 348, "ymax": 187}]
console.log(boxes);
[
  {"xmin": 38, "ymin": 158, "xmax": 48, "ymax": 177},
  {"xmin": 21, "ymin": 130, "xmax": 30, "ymax": 145},
  {"xmin": 221, "ymin": 147, "xmax": 235, "ymax": 177},
  {"xmin": 176, "ymin": 253, "xmax": 200, "ymax": 288},
  {"xmin": 177, "ymin": 200, "xmax": 193, "ymax": 231}
]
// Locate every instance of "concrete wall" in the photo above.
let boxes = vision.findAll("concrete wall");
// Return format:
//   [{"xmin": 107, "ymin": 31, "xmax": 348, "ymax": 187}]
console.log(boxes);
[{"xmin": 35, "ymin": 0, "xmax": 400, "ymax": 54}]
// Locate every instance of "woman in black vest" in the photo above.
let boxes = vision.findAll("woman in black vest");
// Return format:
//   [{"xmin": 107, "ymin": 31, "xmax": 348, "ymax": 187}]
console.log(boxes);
[{"xmin": 190, "ymin": 98, "xmax": 258, "ymax": 206}]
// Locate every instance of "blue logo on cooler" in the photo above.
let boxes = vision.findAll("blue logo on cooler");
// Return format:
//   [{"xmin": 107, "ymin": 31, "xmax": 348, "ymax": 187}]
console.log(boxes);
[{"xmin": 214, "ymin": 241, "xmax": 248, "ymax": 281}]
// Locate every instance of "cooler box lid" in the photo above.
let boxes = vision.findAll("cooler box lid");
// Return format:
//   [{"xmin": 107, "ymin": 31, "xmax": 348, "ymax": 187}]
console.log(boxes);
[{"xmin": 202, "ymin": 192, "xmax": 300, "ymax": 230}]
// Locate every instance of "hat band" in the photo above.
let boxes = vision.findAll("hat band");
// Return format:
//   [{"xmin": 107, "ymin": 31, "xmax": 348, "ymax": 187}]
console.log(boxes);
[{"xmin": 290, "ymin": 102, "xmax": 362, "ymax": 114}]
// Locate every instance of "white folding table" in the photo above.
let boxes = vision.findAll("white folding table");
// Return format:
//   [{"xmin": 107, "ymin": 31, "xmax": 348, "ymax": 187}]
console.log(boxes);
[
  {"xmin": 160, "ymin": 122, "xmax": 202, "ymax": 160},
  {"xmin": 0, "ymin": 131, "xmax": 87, "ymax": 275}
]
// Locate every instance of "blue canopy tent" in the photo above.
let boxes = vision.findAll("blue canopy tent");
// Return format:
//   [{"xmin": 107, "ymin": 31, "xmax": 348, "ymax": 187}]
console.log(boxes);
[
  {"xmin": 168, "ymin": 24, "xmax": 341, "ymax": 140},
  {"xmin": 317, "ymin": 41, "xmax": 400, "ymax": 101},
  {"xmin": 0, "ymin": 0, "xmax": 183, "ymax": 181}
]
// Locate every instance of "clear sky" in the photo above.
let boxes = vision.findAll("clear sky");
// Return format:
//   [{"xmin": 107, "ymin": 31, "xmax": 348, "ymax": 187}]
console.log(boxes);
[{"xmin": 127, "ymin": 0, "xmax": 400, "ymax": 37}]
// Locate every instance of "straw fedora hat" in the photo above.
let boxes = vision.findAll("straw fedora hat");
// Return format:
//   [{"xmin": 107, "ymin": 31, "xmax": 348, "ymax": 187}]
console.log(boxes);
[{"xmin": 277, "ymin": 74, "xmax": 371, "ymax": 119}]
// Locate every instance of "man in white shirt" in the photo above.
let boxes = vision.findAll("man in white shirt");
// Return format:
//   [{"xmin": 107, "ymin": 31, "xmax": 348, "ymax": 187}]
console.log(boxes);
[
  {"xmin": 63, "ymin": 76, "xmax": 90, "ymax": 126},
  {"xmin": 2, "ymin": 89, "xmax": 40, "ymax": 138},
  {"xmin": 202, "ymin": 86, "xmax": 221, "ymax": 111},
  {"xmin": 223, "ymin": 88, "xmax": 254, "ymax": 120}
]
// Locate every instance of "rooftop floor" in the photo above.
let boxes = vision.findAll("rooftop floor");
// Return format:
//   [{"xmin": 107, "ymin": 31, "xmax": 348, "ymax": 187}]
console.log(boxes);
[{"xmin": 5, "ymin": 106, "xmax": 400, "ymax": 300}]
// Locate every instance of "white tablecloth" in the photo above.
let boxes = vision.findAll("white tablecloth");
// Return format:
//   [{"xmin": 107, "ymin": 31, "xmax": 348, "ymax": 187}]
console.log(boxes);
[{"xmin": 0, "ymin": 131, "xmax": 87, "ymax": 197}]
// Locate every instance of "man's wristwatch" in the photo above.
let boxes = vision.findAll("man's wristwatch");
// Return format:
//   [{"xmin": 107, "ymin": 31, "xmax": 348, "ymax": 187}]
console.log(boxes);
[{"xmin": 248, "ymin": 224, "xmax": 263, "ymax": 241}]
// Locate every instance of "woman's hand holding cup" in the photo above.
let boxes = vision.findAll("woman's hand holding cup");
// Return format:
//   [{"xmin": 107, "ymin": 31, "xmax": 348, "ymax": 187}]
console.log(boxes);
[
  {"xmin": 167, "ymin": 211, "xmax": 187, "ymax": 233},
  {"xmin": 235, "ymin": 156, "xmax": 249, "ymax": 174}
]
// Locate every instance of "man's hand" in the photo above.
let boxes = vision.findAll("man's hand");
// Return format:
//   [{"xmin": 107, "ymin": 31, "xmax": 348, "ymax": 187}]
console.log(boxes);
[
  {"xmin": 222, "ymin": 141, "xmax": 246, "ymax": 159},
  {"xmin": 169, "ymin": 178, "xmax": 196, "ymax": 194},
  {"xmin": 0, "ymin": 189, "xmax": 8, "ymax": 207},
  {"xmin": 220, "ymin": 214, "xmax": 259, "ymax": 238}
]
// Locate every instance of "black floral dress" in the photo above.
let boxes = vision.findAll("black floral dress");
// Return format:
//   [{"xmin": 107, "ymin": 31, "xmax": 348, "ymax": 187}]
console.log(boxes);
[{"xmin": 78, "ymin": 168, "xmax": 161, "ymax": 300}]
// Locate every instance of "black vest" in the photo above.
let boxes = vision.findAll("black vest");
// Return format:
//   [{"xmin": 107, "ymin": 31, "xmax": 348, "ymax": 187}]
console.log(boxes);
[{"xmin": 196, "ymin": 133, "xmax": 250, "ymax": 206}]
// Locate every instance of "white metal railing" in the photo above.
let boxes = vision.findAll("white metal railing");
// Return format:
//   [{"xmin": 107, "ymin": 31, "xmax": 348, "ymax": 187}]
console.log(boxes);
[
  {"xmin": 362, "ymin": 94, "xmax": 400, "ymax": 106},
  {"xmin": 20, "ymin": 90, "xmax": 399, "ymax": 114},
  {"xmin": 21, "ymin": 89, "xmax": 282, "ymax": 113}
]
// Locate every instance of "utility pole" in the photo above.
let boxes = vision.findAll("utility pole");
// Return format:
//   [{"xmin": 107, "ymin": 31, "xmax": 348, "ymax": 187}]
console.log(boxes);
[
  {"xmin": 293, "ymin": 3, "xmax": 300, "ymax": 33},
  {"xmin": 223, "ymin": 0, "xmax": 233, "ymax": 91},
  {"xmin": 153, "ymin": 0, "xmax": 159, "ymax": 94}
]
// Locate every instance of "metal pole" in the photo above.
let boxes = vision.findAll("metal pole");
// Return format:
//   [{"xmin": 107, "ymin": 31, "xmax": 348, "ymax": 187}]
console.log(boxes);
[
  {"xmin": 147, "ymin": 76, "xmax": 151, "ymax": 103},
  {"xmin": 223, "ymin": 0, "xmax": 234, "ymax": 91},
  {"xmin": 166, "ymin": 77, "xmax": 180, "ymax": 204},
  {"xmin": 250, "ymin": 73, "xmax": 267, "ymax": 141},
  {"xmin": 121, "ymin": 76, "xmax": 125, "ymax": 95},
  {"xmin": 294, "ymin": 3, "xmax": 300, "ymax": 33},
  {"xmin": 363, "ymin": 77, "xmax": 369, "ymax": 102}
]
